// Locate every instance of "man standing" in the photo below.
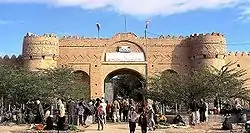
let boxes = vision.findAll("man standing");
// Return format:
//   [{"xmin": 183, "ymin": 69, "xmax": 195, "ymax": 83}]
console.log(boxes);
[
  {"xmin": 139, "ymin": 108, "xmax": 148, "ymax": 133},
  {"xmin": 34, "ymin": 100, "xmax": 44, "ymax": 124},
  {"xmin": 190, "ymin": 99, "xmax": 199, "ymax": 125},
  {"xmin": 57, "ymin": 99, "xmax": 66, "ymax": 130},
  {"xmin": 199, "ymin": 99, "xmax": 207, "ymax": 122},
  {"xmin": 148, "ymin": 105, "xmax": 156, "ymax": 131},
  {"xmin": 112, "ymin": 100, "xmax": 120, "ymax": 123},
  {"xmin": 68, "ymin": 98, "xmax": 76, "ymax": 125},
  {"xmin": 100, "ymin": 99, "xmax": 107, "ymax": 124}
]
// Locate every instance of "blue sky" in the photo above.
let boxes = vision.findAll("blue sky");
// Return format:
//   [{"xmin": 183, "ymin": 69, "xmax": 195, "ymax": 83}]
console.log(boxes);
[{"xmin": 0, "ymin": 0, "xmax": 250, "ymax": 55}]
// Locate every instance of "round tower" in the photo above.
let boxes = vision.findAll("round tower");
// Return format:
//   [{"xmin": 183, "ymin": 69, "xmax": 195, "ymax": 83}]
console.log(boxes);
[
  {"xmin": 190, "ymin": 32, "xmax": 226, "ymax": 70},
  {"xmin": 22, "ymin": 33, "xmax": 59, "ymax": 71}
]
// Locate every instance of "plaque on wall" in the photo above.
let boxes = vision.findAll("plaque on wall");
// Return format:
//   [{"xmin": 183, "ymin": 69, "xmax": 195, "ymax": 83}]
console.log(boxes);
[
  {"xmin": 106, "ymin": 53, "xmax": 145, "ymax": 62},
  {"xmin": 118, "ymin": 46, "xmax": 131, "ymax": 53}
]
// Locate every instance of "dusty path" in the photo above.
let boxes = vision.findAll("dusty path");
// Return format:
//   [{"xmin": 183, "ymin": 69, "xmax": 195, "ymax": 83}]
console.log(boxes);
[{"xmin": 0, "ymin": 122, "xmax": 245, "ymax": 133}]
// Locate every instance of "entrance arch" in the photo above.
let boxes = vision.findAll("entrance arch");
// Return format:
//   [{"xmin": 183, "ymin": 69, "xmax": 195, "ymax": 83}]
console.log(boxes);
[
  {"xmin": 104, "ymin": 68, "xmax": 146, "ymax": 102},
  {"xmin": 74, "ymin": 70, "xmax": 91, "ymax": 99},
  {"xmin": 74, "ymin": 70, "xmax": 90, "ymax": 84}
]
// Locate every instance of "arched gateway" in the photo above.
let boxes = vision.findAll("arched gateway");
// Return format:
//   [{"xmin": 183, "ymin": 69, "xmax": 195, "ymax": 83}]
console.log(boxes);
[
  {"xmin": 104, "ymin": 68, "xmax": 146, "ymax": 102},
  {"xmin": 20, "ymin": 32, "xmax": 229, "ymax": 99}
]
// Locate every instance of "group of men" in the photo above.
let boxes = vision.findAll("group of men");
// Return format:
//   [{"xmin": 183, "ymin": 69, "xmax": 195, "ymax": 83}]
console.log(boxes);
[{"xmin": 189, "ymin": 99, "xmax": 209, "ymax": 125}]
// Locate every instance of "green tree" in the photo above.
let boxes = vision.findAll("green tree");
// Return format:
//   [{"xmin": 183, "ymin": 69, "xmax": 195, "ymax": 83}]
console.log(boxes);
[
  {"xmin": 0, "ymin": 65, "xmax": 89, "ymax": 106},
  {"xmin": 38, "ymin": 67, "xmax": 90, "ymax": 102},
  {"xmin": 112, "ymin": 74, "xmax": 144, "ymax": 101},
  {"xmin": 147, "ymin": 63, "xmax": 250, "ymax": 107},
  {"xmin": 211, "ymin": 62, "xmax": 250, "ymax": 101}
]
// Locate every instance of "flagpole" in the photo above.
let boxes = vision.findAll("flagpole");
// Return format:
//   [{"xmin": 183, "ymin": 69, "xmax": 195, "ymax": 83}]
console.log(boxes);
[
  {"xmin": 144, "ymin": 21, "xmax": 149, "ymax": 105},
  {"xmin": 98, "ymin": 29, "xmax": 100, "ymax": 39},
  {"xmin": 125, "ymin": 15, "xmax": 127, "ymax": 32}
]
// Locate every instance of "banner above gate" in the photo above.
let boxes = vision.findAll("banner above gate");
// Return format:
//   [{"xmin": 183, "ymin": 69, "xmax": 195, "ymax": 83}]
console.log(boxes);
[{"xmin": 106, "ymin": 53, "xmax": 145, "ymax": 62}]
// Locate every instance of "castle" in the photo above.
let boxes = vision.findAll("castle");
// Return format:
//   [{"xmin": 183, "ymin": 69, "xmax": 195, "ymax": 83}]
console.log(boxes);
[{"xmin": 0, "ymin": 32, "xmax": 249, "ymax": 99}]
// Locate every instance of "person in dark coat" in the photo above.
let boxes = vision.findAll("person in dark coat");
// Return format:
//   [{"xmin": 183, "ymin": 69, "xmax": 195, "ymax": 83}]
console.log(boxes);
[
  {"xmin": 44, "ymin": 115, "xmax": 53, "ymax": 130},
  {"xmin": 138, "ymin": 109, "xmax": 148, "ymax": 133},
  {"xmin": 67, "ymin": 99, "xmax": 76, "ymax": 125},
  {"xmin": 222, "ymin": 117, "xmax": 232, "ymax": 130},
  {"xmin": 199, "ymin": 99, "xmax": 207, "ymax": 122},
  {"xmin": 34, "ymin": 100, "xmax": 44, "ymax": 124},
  {"xmin": 189, "ymin": 99, "xmax": 199, "ymax": 125}
]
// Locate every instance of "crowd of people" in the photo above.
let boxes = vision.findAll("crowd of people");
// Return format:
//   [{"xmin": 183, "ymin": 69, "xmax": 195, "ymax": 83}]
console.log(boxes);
[
  {"xmin": 66, "ymin": 97, "xmax": 158, "ymax": 132},
  {"xmin": 0, "ymin": 97, "xmax": 159, "ymax": 132},
  {"xmin": 0, "ymin": 97, "xmax": 245, "ymax": 132}
]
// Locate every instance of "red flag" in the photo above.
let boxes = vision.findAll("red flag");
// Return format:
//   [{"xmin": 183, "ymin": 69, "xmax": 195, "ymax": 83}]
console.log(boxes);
[
  {"xmin": 145, "ymin": 20, "xmax": 150, "ymax": 29},
  {"xmin": 96, "ymin": 23, "xmax": 101, "ymax": 31}
]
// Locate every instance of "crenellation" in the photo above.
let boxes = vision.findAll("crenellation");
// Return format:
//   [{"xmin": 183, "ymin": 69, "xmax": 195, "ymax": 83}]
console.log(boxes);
[
  {"xmin": 190, "ymin": 32, "xmax": 224, "ymax": 39},
  {"xmin": 25, "ymin": 33, "xmax": 58, "ymax": 38},
  {"xmin": 159, "ymin": 35, "xmax": 164, "ymax": 39},
  {"xmin": 11, "ymin": 55, "xmax": 16, "ymax": 59},
  {"xmin": 3, "ymin": 55, "xmax": 9, "ymax": 59},
  {"xmin": 165, "ymin": 35, "xmax": 171, "ymax": 39},
  {"xmin": 227, "ymin": 52, "xmax": 250, "ymax": 57},
  {"xmin": 179, "ymin": 35, "xmax": 184, "ymax": 39},
  {"xmin": 0, "ymin": 54, "xmax": 23, "ymax": 66}
]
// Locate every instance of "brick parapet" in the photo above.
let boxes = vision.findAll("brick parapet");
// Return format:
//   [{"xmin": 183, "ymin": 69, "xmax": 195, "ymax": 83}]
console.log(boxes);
[
  {"xmin": 23, "ymin": 33, "xmax": 59, "ymax": 57},
  {"xmin": 0, "ymin": 55, "xmax": 23, "ymax": 66}
]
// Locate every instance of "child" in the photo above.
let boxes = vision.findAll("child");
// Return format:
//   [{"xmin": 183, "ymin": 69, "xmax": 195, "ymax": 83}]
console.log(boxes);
[{"xmin": 138, "ymin": 109, "xmax": 148, "ymax": 133}]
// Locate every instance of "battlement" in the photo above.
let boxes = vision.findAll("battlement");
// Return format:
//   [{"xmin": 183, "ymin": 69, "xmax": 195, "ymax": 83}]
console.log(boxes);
[
  {"xmin": 61, "ymin": 35, "xmax": 109, "ymax": 40},
  {"xmin": 23, "ymin": 32, "xmax": 226, "ymax": 41},
  {"xmin": 23, "ymin": 32, "xmax": 59, "ymax": 47},
  {"xmin": 227, "ymin": 52, "xmax": 250, "ymax": 56},
  {"xmin": 60, "ymin": 33, "xmax": 189, "ymax": 41},
  {"xmin": 0, "ymin": 55, "xmax": 23, "ymax": 66},
  {"xmin": 24, "ymin": 32, "xmax": 58, "ymax": 38},
  {"xmin": 190, "ymin": 32, "xmax": 224, "ymax": 38}
]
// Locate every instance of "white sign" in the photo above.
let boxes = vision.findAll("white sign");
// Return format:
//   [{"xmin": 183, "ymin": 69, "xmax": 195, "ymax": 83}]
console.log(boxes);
[
  {"xmin": 118, "ymin": 46, "xmax": 131, "ymax": 53},
  {"xmin": 106, "ymin": 53, "xmax": 145, "ymax": 62}
]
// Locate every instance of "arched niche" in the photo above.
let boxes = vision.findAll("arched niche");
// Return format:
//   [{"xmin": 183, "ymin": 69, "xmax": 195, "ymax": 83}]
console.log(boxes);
[
  {"xmin": 160, "ymin": 69, "xmax": 179, "ymax": 78},
  {"xmin": 74, "ymin": 70, "xmax": 90, "ymax": 84}
]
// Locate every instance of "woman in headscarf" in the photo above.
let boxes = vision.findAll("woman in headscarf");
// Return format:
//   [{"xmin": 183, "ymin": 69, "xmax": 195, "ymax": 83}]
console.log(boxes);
[
  {"xmin": 96, "ymin": 104, "xmax": 105, "ymax": 131},
  {"xmin": 128, "ymin": 106, "xmax": 138, "ymax": 133}
]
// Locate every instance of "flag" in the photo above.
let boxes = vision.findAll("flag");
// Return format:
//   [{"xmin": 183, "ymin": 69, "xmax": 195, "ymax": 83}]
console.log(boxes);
[
  {"xmin": 145, "ymin": 20, "xmax": 150, "ymax": 29},
  {"xmin": 96, "ymin": 23, "xmax": 101, "ymax": 31}
]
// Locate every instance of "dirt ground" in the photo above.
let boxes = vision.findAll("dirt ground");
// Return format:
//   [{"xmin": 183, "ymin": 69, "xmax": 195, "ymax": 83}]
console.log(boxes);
[{"xmin": 0, "ymin": 122, "xmax": 245, "ymax": 133}]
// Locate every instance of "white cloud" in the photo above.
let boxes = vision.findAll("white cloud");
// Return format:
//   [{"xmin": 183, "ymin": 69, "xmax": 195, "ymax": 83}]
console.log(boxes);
[
  {"xmin": 0, "ymin": 0, "xmax": 250, "ymax": 19},
  {"xmin": 238, "ymin": 2, "xmax": 250, "ymax": 22},
  {"xmin": 0, "ymin": 20, "xmax": 25, "ymax": 25},
  {"xmin": 0, "ymin": 20, "xmax": 12, "ymax": 25}
]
